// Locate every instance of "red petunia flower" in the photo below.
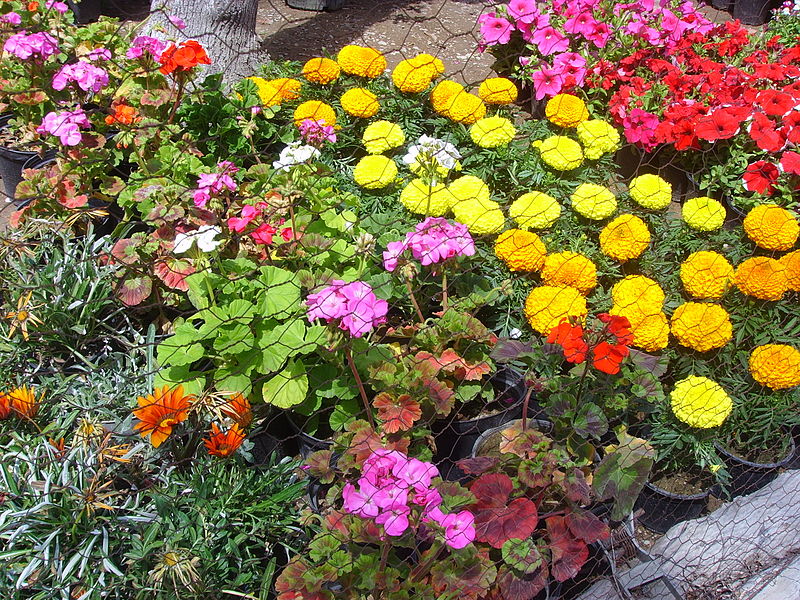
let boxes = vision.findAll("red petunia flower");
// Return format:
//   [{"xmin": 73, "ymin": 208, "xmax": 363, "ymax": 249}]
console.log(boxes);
[
  {"xmin": 749, "ymin": 112, "xmax": 786, "ymax": 152},
  {"xmin": 694, "ymin": 106, "xmax": 746, "ymax": 142},
  {"xmin": 757, "ymin": 90, "xmax": 795, "ymax": 117},
  {"xmin": 781, "ymin": 110, "xmax": 800, "ymax": 145},
  {"xmin": 780, "ymin": 150, "xmax": 800, "ymax": 176},
  {"xmin": 742, "ymin": 160, "xmax": 780, "ymax": 195}
]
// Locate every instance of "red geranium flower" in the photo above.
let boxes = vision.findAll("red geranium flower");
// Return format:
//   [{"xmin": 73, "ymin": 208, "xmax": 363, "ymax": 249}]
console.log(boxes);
[
  {"xmin": 592, "ymin": 341, "xmax": 629, "ymax": 375},
  {"xmin": 749, "ymin": 112, "xmax": 786, "ymax": 152},
  {"xmin": 547, "ymin": 320, "xmax": 588, "ymax": 364},
  {"xmin": 743, "ymin": 160, "xmax": 780, "ymax": 195},
  {"xmin": 598, "ymin": 313, "xmax": 634, "ymax": 345},
  {"xmin": 159, "ymin": 40, "xmax": 211, "ymax": 76}
]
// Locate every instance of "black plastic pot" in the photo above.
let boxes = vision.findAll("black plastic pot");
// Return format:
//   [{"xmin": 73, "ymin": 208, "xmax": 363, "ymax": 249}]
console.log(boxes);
[
  {"xmin": 0, "ymin": 116, "xmax": 39, "ymax": 203},
  {"xmin": 711, "ymin": 0, "xmax": 734, "ymax": 11},
  {"xmin": 634, "ymin": 479, "xmax": 711, "ymax": 534},
  {"xmin": 433, "ymin": 368, "xmax": 538, "ymax": 480},
  {"xmin": 733, "ymin": 0, "xmax": 779, "ymax": 24},
  {"xmin": 285, "ymin": 411, "xmax": 333, "ymax": 459},
  {"xmin": 472, "ymin": 418, "xmax": 553, "ymax": 457},
  {"xmin": 66, "ymin": 0, "xmax": 102, "ymax": 23},
  {"xmin": 788, "ymin": 425, "xmax": 800, "ymax": 470},
  {"xmin": 714, "ymin": 435, "xmax": 796, "ymax": 498},
  {"xmin": 285, "ymin": 0, "xmax": 346, "ymax": 11}
]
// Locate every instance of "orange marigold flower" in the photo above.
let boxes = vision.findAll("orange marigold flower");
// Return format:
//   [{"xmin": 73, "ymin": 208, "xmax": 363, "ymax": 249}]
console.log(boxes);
[
  {"xmin": 301, "ymin": 57, "xmax": 341, "ymax": 84},
  {"xmin": 743, "ymin": 204, "xmax": 799, "ymax": 251},
  {"xmin": 6, "ymin": 385, "xmax": 41, "ymax": 419},
  {"xmin": 780, "ymin": 249, "xmax": 800, "ymax": 291},
  {"xmin": 294, "ymin": 100, "xmax": 337, "ymax": 128},
  {"xmin": 337, "ymin": 45, "xmax": 387, "ymax": 78},
  {"xmin": 269, "ymin": 77, "xmax": 302, "ymax": 100},
  {"xmin": 133, "ymin": 385, "xmax": 193, "ymax": 448},
  {"xmin": 220, "ymin": 393, "xmax": 252, "ymax": 427},
  {"xmin": 159, "ymin": 40, "xmax": 211, "ymax": 76},
  {"xmin": 734, "ymin": 256, "xmax": 788, "ymax": 301},
  {"xmin": 204, "ymin": 423, "xmax": 245, "ymax": 458},
  {"xmin": 541, "ymin": 251, "xmax": 597, "ymax": 295}
]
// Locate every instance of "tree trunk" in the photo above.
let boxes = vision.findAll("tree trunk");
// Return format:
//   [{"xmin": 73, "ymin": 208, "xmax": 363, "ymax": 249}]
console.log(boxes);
[{"xmin": 147, "ymin": 0, "xmax": 269, "ymax": 83}]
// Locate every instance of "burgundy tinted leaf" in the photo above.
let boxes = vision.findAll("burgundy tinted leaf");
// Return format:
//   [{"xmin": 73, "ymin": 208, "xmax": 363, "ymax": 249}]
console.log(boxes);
[
  {"xmin": 430, "ymin": 548, "xmax": 496, "ymax": 600},
  {"xmin": 116, "ymin": 275, "xmax": 152, "ymax": 306},
  {"xmin": 546, "ymin": 515, "xmax": 590, "ymax": 582},
  {"xmin": 496, "ymin": 565, "xmax": 549, "ymax": 600},
  {"xmin": 473, "ymin": 497, "xmax": 539, "ymax": 549},
  {"xmin": 470, "ymin": 473, "xmax": 513, "ymax": 507},
  {"xmin": 456, "ymin": 456, "xmax": 499, "ymax": 475},
  {"xmin": 563, "ymin": 468, "xmax": 592, "ymax": 505},
  {"xmin": 565, "ymin": 508, "xmax": 610, "ymax": 544}
]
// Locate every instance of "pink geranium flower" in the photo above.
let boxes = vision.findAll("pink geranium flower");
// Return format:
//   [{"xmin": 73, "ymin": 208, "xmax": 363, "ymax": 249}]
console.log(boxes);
[
  {"xmin": 375, "ymin": 505, "xmax": 411, "ymax": 536},
  {"xmin": 478, "ymin": 12, "xmax": 514, "ymax": 46},
  {"xmin": 383, "ymin": 217, "xmax": 475, "ymax": 271},
  {"xmin": 36, "ymin": 109, "xmax": 90, "ymax": 146},
  {"xmin": 227, "ymin": 204, "xmax": 259, "ymax": 233},
  {"xmin": 440, "ymin": 510, "xmax": 476, "ymax": 549},
  {"xmin": 306, "ymin": 280, "xmax": 388, "ymax": 338},
  {"xmin": 531, "ymin": 64, "xmax": 565, "ymax": 100},
  {"xmin": 52, "ymin": 61, "xmax": 109, "ymax": 93},
  {"xmin": 3, "ymin": 31, "xmax": 58, "ymax": 60},
  {"xmin": 1, "ymin": 12, "xmax": 22, "ymax": 25},
  {"xmin": 126, "ymin": 35, "xmax": 166, "ymax": 60}
]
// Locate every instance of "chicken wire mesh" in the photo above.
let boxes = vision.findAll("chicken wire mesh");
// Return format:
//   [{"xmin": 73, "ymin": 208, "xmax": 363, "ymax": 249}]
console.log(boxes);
[{"xmin": 0, "ymin": 1, "xmax": 799, "ymax": 599}]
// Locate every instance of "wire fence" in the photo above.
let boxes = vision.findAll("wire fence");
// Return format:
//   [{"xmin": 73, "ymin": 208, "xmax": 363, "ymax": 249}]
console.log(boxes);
[{"xmin": 1, "ymin": 1, "xmax": 799, "ymax": 599}]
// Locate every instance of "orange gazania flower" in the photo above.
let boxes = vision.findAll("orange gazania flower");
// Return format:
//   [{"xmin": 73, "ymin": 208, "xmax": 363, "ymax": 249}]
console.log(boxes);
[
  {"xmin": 28, "ymin": 1, "xmax": 39, "ymax": 10},
  {"xmin": 219, "ymin": 393, "xmax": 252, "ymax": 427},
  {"xmin": 133, "ymin": 385, "xmax": 193, "ymax": 448},
  {"xmin": 0, "ymin": 390, "xmax": 11, "ymax": 419},
  {"xmin": 204, "ymin": 423, "xmax": 245, "ymax": 458},
  {"xmin": 7, "ymin": 385, "xmax": 41, "ymax": 419},
  {"xmin": 159, "ymin": 40, "xmax": 211, "ymax": 76}
]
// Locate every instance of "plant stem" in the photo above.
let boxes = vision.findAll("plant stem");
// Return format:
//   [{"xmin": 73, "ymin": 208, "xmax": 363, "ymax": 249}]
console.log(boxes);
[
  {"xmin": 521, "ymin": 386, "xmax": 533, "ymax": 432},
  {"xmin": 410, "ymin": 542, "xmax": 443, "ymax": 582},
  {"xmin": 167, "ymin": 77, "xmax": 186, "ymax": 125},
  {"xmin": 344, "ymin": 345, "xmax": 375, "ymax": 430},
  {"xmin": 404, "ymin": 278, "xmax": 425, "ymax": 323},
  {"xmin": 575, "ymin": 356, "xmax": 592, "ymax": 405},
  {"xmin": 376, "ymin": 541, "xmax": 391, "ymax": 599},
  {"xmin": 441, "ymin": 270, "xmax": 448, "ymax": 313}
]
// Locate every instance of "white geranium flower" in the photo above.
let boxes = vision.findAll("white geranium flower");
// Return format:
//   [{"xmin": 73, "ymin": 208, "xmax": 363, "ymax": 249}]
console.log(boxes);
[
  {"xmin": 173, "ymin": 225, "xmax": 222, "ymax": 254},
  {"xmin": 509, "ymin": 328, "xmax": 523, "ymax": 339},
  {"xmin": 272, "ymin": 141, "xmax": 320, "ymax": 172},
  {"xmin": 402, "ymin": 134, "xmax": 461, "ymax": 171}
]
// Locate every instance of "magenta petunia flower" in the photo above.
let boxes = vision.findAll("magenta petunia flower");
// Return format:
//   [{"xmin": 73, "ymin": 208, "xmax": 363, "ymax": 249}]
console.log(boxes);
[
  {"xmin": 622, "ymin": 108, "xmax": 660, "ymax": 149},
  {"xmin": 1, "ymin": 12, "xmax": 22, "ymax": 25},
  {"xmin": 564, "ymin": 11, "xmax": 596, "ymax": 36},
  {"xmin": 506, "ymin": 0, "xmax": 540, "ymax": 23},
  {"xmin": 478, "ymin": 12, "xmax": 514, "ymax": 46},
  {"xmin": 532, "ymin": 26, "xmax": 570, "ymax": 56},
  {"xmin": 531, "ymin": 64, "xmax": 565, "ymax": 100}
]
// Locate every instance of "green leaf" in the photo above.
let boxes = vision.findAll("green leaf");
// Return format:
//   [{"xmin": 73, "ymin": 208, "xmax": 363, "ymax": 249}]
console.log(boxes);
[
  {"xmin": 157, "ymin": 322, "xmax": 205, "ymax": 367},
  {"xmin": 502, "ymin": 538, "xmax": 543, "ymax": 575},
  {"xmin": 213, "ymin": 323, "xmax": 255, "ymax": 356},
  {"xmin": 261, "ymin": 360, "xmax": 308, "ymax": 408},
  {"xmin": 257, "ymin": 266, "xmax": 300, "ymax": 318},
  {"xmin": 593, "ymin": 434, "xmax": 655, "ymax": 521},
  {"xmin": 155, "ymin": 364, "xmax": 206, "ymax": 396},
  {"xmin": 329, "ymin": 397, "xmax": 360, "ymax": 432},
  {"xmin": 573, "ymin": 402, "xmax": 608, "ymax": 440}
]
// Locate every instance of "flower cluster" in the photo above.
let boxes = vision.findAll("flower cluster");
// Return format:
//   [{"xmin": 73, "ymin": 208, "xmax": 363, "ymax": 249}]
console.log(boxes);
[
  {"xmin": 52, "ymin": 60, "xmax": 109, "ymax": 93},
  {"xmin": 3, "ymin": 30, "xmax": 58, "ymax": 60},
  {"xmin": 547, "ymin": 312, "xmax": 633, "ymax": 374},
  {"xmin": 306, "ymin": 280, "xmax": 388, "ymax": 337},
  {"xmin": 36, "ymin": 108, "xmax": 91, "ymax": 146},
  {"xmin": 273, "ymin": 141, "xmax": 321, "ymax": 172},
  {"xmin": 126, "ymin": 35, "xmax": 166, "ymax": 60},
  {"xmin": 541, "ymin": 251, "xmax": 597, "ymax": 294},
  {"xmin": 298, "ymin": 119, "xmax": 336, "ymax": 146},
  {"xmin": 670, "ymin": 302, "xmax": 732, "ymax": 352},
  {"xmin": 193, "ymin": 161, "xmax": 238, "ymax": 208},
  {"xmin": 609, "ymin": 275, "xmax": 668, "ymax": 352},
  {"xmin": 392, "ymin": 53, "xmax": 444, "ymax": 93},
  {"xmin": 362, "ymin": 120, "xmax": 405, "ymax": 154},
  {"xmin": 337, "ymin": 45, "xmax": 387, "ymax": 78},
  {"xmin": 158, "ymin": 40, "xmax": 211, "ymax": 76},
  {"xmin": 524, "ymin": 285, "xmax": 588, "ymax": 334},
  {"xmin": 383, "ymin": 217, "xmax": 475, "ymax": 271},
  {"xmin": 342, "ymin": 448, "xmax": 475, "ymax": 548}
]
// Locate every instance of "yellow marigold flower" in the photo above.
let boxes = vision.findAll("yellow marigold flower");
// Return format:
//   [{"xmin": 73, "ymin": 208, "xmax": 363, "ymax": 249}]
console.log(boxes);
[
  {"xmin": 682, "ymin": 197, "xmax": 726, "ymax": 231},
  {"xmin": 246, "ymin": 77, "xmax": 283, "ymax": 107},
  {"xmin": 629, "ymin": 174, "xmax": 672, "ymax": 210},
  {"xmin": 545, "ymin": 94, "xmax": 589, "ymax": 128},
  {"xmin": 749, "ymin": 344, "xmax": 800, "ymax": 390},
  {"xmin": 337, "ymin": 45, "xmax": 386, "ymax": 78},
  {"xmin": 524, "ymin": 285, "xmax": 588, "ymax": 334},
  {"xmin": 541, "ymin": 251, "xmax": 597, "ymax": 295},
  {"xmin": 494, "ymin": 229, "xmax": 547, "ymax": 272},
  {"xmin": 400, "ymin": 179, "xmax": 454, "ymax": 216},
  {"xmin": 353, "ymin": 155, "xmax": 397, "ymax": 190},
  {"xmin": 340, "ymin": 87, "xmax": 380, "ymax": 118},
  {"xmin": 576, "ymin": 119, "xmax": 620, "ymax": 160},
  {"xmin": 301, "ymin": 57, "xmax": 341, "ymax": 84},
  {"xmin": 449, "ymin": 175, "xmax": 490, "ymax": 210},
  {"xmin": 670, "ymin": 302, "xmax": 732, "ymax": 352},
  {"xmin": 670, "ymin": 376, "xmax": 732, "ymax": 429},
  {"xmin": 269, "ymin": 77, "xmax": 302, "ymax": 100},
  {"xmin": 734, "ymin": 256, "xmax": 788, "ymax": 301},
  {"xmin": 570, "ymin": 183, "xmax": 617, "ymax": 220},
  {"xmin": 536, "ymin": 136, "xmax": 583, "ymax": 170},
  {"xmin": 470, "ymin": 116, "xmax": 516, "ymax": 148},
  {"xmin": 780, "ymin": 249, "xmax": 800, "ymax": 291},
  {"xmin": 362, "ymin": 120, "xmax": 405, "ymax": 154},
  {"xmin": 680, "ymin": 251, "xmax": 734, "ymax": 300},
  {"xmin": 599, "ymin": 214, "xmax": 650, "ymax": 262},
  {"xmin": 392, "ymin": 54, "xmax": 442, "ymax": 93},
  {"xmin": 430, "ymin": 80, "xmax": 464, "ymax": 112},
  {"xmin": 610, "ymin": 306, "xmax": 669, "ymax": 352},
  {"xmin": 611, "ymin": 275, "xmax": 665, "ymax": 313},
  {"xmin": 478, "ymin": 77, "xmax": 518, "ymax": 105},
  {"xmin": 293, "ymin": 100, "xmax": 337, "ymax": 128},
  {"xmin": 453, "ymin": 198, "xmax": 505, "ymax": 235},
  {"xmin": 509, "ymin": 191, "xmax": 561, "ymax": 230},
  {"xmin": 743, "ymin": 204, "xmax": 800, "ymax": 251},
  {"xmin": 441, "ymin": 90, "xmax": 487, "ymax": 124}
]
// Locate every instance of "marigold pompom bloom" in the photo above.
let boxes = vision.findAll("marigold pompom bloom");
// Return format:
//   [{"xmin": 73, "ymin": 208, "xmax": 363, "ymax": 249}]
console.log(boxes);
[
  {"xmin": 470, "ymin": 116, "xmax": 516, "ymax": 148},
  {"xmin": 670, "ymin": 302, "xmax": 732, "ymax": 352},
  {"xmin": 353, "ymin": 155, "xmax": 398, "ymax": 189},
  {"xmin": 682, "ymin": 197, "xmax": 726, "ymax": 231},
  {"xmin": 600, "ymin": 214, "xmax": 650, "ymax": 262},
  {"xmin": 576, "ymin": 119, "xmax": 620, "ymax": 159},
  {"xmin": 611, "ymin": 275, "xmax": 665, "ymax": 312},
  {"xmin": 133, "ymin": 385, "xmax": 194, "ymax": 448},
  {"xmin": 301, "ymin": 57, "xmax": 340, "ymax": 84},
  {"xmin": 509, "ymin": 191, "xmax": 561, "ymax": 230},
  {"xmin": 629, "ymin": 174, "xmax": 672, "ymax": 210},
  {"xmin": 337, "ymin": 45, "xmax": 386, "ymax": 77},
  {"xmin": 541, "ymin": 251, "xmax": 597, "ymax": 294},
  {"xmin": 734, "ymin": 256, "xmax": 788, "ymax": 301},
  {"xmin": 247, "ymin": 77, "xmax": 283, "ymax": 107},
  {"xmin": 478, "ymin": 77, "xmax": 518, "ymax": 104},
  {"xmin": 294, "ymin": 100, "xmax": 337, "ymax": 127},
  {"xmin": 680, "ymin": 251, "xmax": 734, "ymax": 300},
  {"xmin": 743, "ymin": 204, "xmax": 800, "ymax": 251},
  {"xmin": 524, "ymin": 285, "xmax": 588, "ymax": 334},
  {"xmin": 449, "ymin": 175, "xmax": 490, "ymax": 208},
  {"xmin": 392, "ymin": 54, "xmax": 443, "ymax": 93},
  {"xmin": 536, "ymin": 136, "xmax": 583, "ymax": 170},
  {"xmin": 4, "ymin": 385, "xmax": 41, "ymax": 419},
  {"xmin": 545, "ymin": 94, "xmax": 589, "ymax": 128},
  {"xmin": 670, "ymin": 376, "xmax": 732, "ymax": 429},
  {"xmin": 362, "ymin": 120, "xmax": 405, "ymax": 154},
  {"xmin": 269, "ymin": 77, "xmax": 302, "ymax": 100},
  {"xmin": 570, "ymin": 183, "xmax": 617, "ymax": 220},
  {"xmin": 430, "ymin": 80, "xmax": 465, "ymax": 113},
  {"xmin": 340, "ymin": 87, "xmax": 380, "ymax": 118},
  {"xmin": 780, "ymin": 250, "xmax": 800, "ymax": 291},
  {"xmin": 400, "ymin": 179, "xmax": 455, "ymax": 216},
  {"xmin": 611, "ymin": 307, "xmax": 669, "ymax": 352},
  {"xmin": 441, "ymin": 90, "xmax": 487, "ymax": 124},
  {"xmin": 494, "ymin": 229, "xmax": 547, "ymax": 271},
  {"xmin": 749, "ymin": 344, "xmax": 800, "ymax": 390},
  {"xmin": 205, "ymin": 423, "xmax": 246, "ymax": 458},
  {"xmin": 453, "ymin": 198, "xmax": 505, "ymax": 235}
]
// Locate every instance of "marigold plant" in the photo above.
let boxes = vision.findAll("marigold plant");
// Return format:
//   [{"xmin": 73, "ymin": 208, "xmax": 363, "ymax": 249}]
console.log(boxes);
[
  {"xmin": 535, "ymin": 136, "xmax": 583, "ymax": 170},
  {"xmin": 337, "ymin": 45, "xmax": 387, "ymax": 77},
  {"xmin": 670, "ymin": 376, "xmax": 732, "ymax": 429},
  {"xmin": 509, "ymin": 191, "xmax": 561, "ymax": 229},
  {"xmin": 682, "ymin": 197, "xmax": 726, "ymax": 231},
  {"xmin": 294, "ymin": 100, "xmax": 337, "ymax": 127},
  {"xmin": 477, "ymin": 77, "xmax": 517, "ymax": 104},
  {"xmin": 452, "ymin": 197, "xmax": 505, "ymax": 234},
  {"xmin": 400, "ymin": 179, "xmax": 454, "ymax": 216},
  {"xmin": 611, "ymin": 275, "xmax": 665, "ymax": 313},
  {"xmin": 734, "ymin": 256, "xmax": 788, "ymax": 301},
  {"xmin": 628, "ymin": 174, "xmax": 672, "ymax": 210},
  {"xmin": 576, "ymin": 119, "xmax": 620, "ymax": 159},
  {"xmin": 680, "ymin": 251, "xmax": 734, "ymax": 300},
  {"xmin": 570, "ymin": 183, "xmax": 617, "ymax": 220},
  {"xmin": 340, "ymin": 87, "xmax": 380, "ymax": 118},
  {"xmin": 610, "ymin": 307, "xmax": 670, "ymax": 352},
  {"xmin": 781, "ymin": 250, "xmax": 800, "ymax": 292},
  {"xmin": 494, "ymin": 229, "xmax": 547, "ymax": 272},
  {"xmin": 743, "ymin": 204, "xmax": 800, "ymax": 251},
  {"xmin": 362, "ymin": 120, "xmax": 405, "ymax": 154},
  {"xmin": 599, "ymin": 214, "xmax": 650, "ymax": 262},
  {"xmin": 301, "ymin": 56, "xmax": 340, "ymax": 84},
  {"xmin": 469, "ymin": 116, "xmax": 515, "ymax": 148},
  {"xmin": 545, "ymin": 94, "xmax": 589, "ymax": 128},
  {"xmin": 354, "ymin": 155, "xmax": 397, "ymax": 189}
]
